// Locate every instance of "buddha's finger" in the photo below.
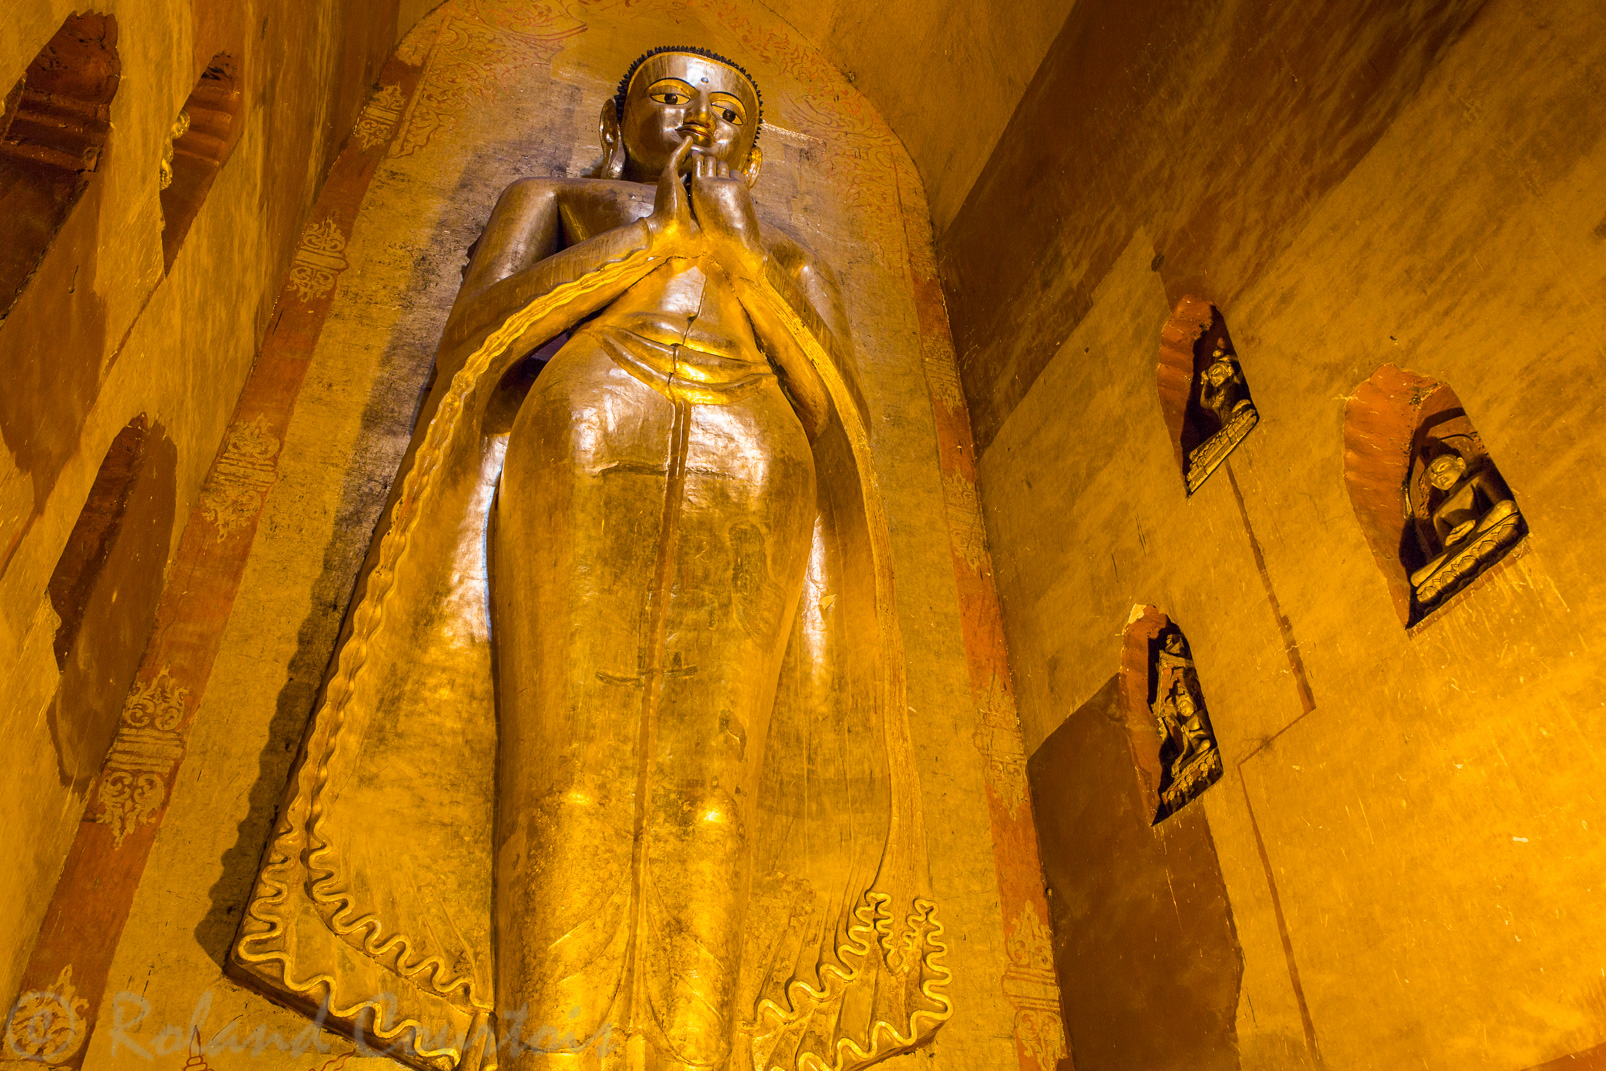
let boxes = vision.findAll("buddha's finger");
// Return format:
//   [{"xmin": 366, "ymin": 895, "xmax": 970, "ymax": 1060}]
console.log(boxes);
[{"xmin": 666, "ymin": 136, "xmax": 697, "ymax": 178}]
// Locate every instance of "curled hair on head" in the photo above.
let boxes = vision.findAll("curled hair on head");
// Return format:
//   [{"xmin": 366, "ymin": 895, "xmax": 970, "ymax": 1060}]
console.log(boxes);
[{"xmin": 614, "ymin": 45, "xmax": 763, "ymax": 146}]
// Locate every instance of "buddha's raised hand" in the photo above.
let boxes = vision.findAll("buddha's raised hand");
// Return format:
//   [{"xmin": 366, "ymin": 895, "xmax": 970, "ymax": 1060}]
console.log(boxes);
[
  {"xmin": 645, "ymin": 135, "xmax": 704, "ymax": 258},
  {"xmin": 688, "ymin": 148, "xmax": 767, "ymax": 284}
]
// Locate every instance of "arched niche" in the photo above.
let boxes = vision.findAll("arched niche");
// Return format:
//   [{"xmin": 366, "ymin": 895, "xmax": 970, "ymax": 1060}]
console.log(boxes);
[
  {"xmin": 1343, "ymin": 365, "xmax": 1527, "ymax": 628},
  {"xmin": 45, "ymin": 415, "xmax": 177, "ymax": 790},
  {"xmin": 1157, "ymin": 296, "xmax": 1258, "ymax": 494},
  {"xmin": 1119, "ymin": 606, "xmax": 1223, "ymax": 824},
  {"xmin": 0, "ymin": 13, "xmax": 120, "ymax": 321},
  {"xmin": 160, "ymin": 54, "xmax": 243, "ymax": 271}
]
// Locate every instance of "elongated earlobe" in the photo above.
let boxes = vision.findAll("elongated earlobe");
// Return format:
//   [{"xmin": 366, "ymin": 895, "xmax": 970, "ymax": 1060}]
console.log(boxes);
[
  {"xmin": 598, "ymin": 100, "xmax": 625, "ymax": 179},
  {"xmin": 741, "ymin": 143, "xmax": 762, "ymax": 188}
]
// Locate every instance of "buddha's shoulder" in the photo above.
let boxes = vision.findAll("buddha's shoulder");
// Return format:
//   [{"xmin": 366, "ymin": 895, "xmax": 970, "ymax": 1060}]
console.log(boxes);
[{"xmin": 495, "ymin": 175, "xmax": 652, "ymax": 209}]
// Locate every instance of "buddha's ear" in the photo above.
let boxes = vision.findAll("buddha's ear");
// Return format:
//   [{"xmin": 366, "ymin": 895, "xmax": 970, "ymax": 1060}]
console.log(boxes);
[
  {"xmin": 740, "ymin": 143, "xmax": 763, "ymax": 188},
  {"xmin": 598, "ymin": 100, "xmax": 626, "ymax": 179}
]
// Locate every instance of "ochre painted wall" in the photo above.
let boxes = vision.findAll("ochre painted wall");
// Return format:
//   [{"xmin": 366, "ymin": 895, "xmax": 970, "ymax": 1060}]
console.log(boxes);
[
  {"xmin": 940, "ymin": 0, "xmax": 1606, "ymax": 1067},
  {"xmin": 0, "ymin": 0, "xmax": 397, "ymax": 1008},
  {"xmin": 756, "ymin": 0, "xmax": 1079, "ymax": 235}
]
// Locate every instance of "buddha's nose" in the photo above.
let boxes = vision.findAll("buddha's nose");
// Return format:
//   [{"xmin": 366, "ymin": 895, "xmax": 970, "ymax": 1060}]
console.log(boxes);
[{"xmin": 688, "ymin": 91, "xmax": 715, "ymax": 129}]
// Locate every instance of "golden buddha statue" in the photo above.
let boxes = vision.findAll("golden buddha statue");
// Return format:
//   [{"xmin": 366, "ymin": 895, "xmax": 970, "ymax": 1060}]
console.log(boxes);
[
  {"xmin": 231, "ymin": 46, "xmax": 949, "ymax": 1071},
  {"xmin": 1407, "ymin": 437, "xmax": 1525, "ymax": 615}
]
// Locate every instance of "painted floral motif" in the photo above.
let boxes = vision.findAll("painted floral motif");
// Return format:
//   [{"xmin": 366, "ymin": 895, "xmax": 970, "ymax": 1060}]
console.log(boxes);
[
  {"xmin": 972, "ymin": 673, "xmax": 1029, "ymax": 819},
  {"xmin": 199, "ymin": 416, "xmax": 281, "ymax": 540},
  {"xmin": 942, "ymin": 469, "xmax": 992, "ymax": 577},
  {"xmin": 286, "ymin": 218, "xmax": 350, "ymax": 303},
  {"xmin": 1005, "ymin": 902, "xmax": 1054, "ymax": 972},
  {"xmin": 1014, "ymin": 1007, "xmax": 1069, "ymax": 1071},
  {"xmin": 352, "ymin": 83, "xmax": 407, "ymax": 150},
  {"xmin": 93, "ymin": 669, "xmax": 189, "ymax": 846},
  {"xmin": 4, "ymin": 965, "xmax": 89, "ymax": 1064},
  {"xmin": 391, "ymin": 15, "xmax": 576, "ymax": 159},
  {"xmin": 1002, "ymin": 905, "xmax": 1067, "ymax": 1071}
]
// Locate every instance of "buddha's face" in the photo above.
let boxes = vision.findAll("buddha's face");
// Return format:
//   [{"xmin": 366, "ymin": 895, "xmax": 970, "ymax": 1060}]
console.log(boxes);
[
  {"xmin": 1427, "ymin": 453, "xmax": 1467, "ymax": 491},
  {"xmin": 620, "ymin": 52, "xmax": 758, "ymax": 178},
  {"xmin": 1203, "ymin": 358, "xmax": 1234, "ymax": 387}
]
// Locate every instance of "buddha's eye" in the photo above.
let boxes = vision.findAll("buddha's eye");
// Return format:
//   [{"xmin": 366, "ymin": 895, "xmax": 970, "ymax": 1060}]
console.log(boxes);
[
  {"xmin": 647, "ymin": 81, "xmax": 694, "ymax": 107},
  {"xmin": 710, "ymin": 94, "xmax": 746, "ymax": 125}
]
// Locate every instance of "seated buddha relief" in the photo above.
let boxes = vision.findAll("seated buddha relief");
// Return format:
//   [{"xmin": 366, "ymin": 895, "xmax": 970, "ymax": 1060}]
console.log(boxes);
[
  {"xmin": 1405, "ymin": 427, "xmax": 1526, "ymax": 620},
  {"xmin": 1343, "ymin": 365, "xmax": 1528, "ymax": 627},
  {"xmin": 1156, "ymin": 298, "xmax": 1259, "ymax": 494},
  {"xmin": 1149, "ymin": 627, "xmax": 1222, "ymax": 823}
]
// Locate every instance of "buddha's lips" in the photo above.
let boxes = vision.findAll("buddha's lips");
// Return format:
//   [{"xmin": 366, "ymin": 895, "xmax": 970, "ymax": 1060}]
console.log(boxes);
[{"xmin": 678, "ymin": 123, "xmax": 713, "ymax": 143}]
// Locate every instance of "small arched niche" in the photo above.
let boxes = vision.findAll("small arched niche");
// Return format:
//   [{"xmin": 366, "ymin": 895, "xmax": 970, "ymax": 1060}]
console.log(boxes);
[
  {"xmin": 46, "ymin": 414, "xmax": 178, "ymax": 789},
  {"xmin": 1119, "ymin": 606, "xmax": 1223, "ymax": 824},
  {"xmin": 1344, "ymin": 365, "xmax": 1526, "ymax": 628},
  {"xmin": 0, "ymin": 13, "xmax": 120, "ymax": 321},
  {"xmin": 1157, "ymin": 297, "xmax": 1259, "ymax": 494},
  {"xmin": 160, "ymin": 54, "xmax": 243, "ymax": 271}
]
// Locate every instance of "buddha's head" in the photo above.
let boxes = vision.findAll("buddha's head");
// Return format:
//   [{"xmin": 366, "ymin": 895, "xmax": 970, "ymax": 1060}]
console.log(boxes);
[
  {"xmin": 599, "ymin": 46, "xmax": 763, "ymax": 186},
  {"xmin": 1426, "ymin": 451, "xmax": 1468, "ymax": 492},
  {"xmin": 1202, "ymin": 357, "xmax": 1236, "ymax": 387}
]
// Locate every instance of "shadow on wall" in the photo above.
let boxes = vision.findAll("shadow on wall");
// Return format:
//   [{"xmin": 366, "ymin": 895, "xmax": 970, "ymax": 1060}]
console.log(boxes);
[
  {"xmin": 45, "ymin": 416, "xmax": 177, "ymax": 792},
  {"xmin": 1027, "ymin": 610, "xmax": 1241, "ymax": 1071},
  {"xmin": 0, "ymin": 12, "xmax": 119, "ymax": 577},
  {"xmin": 0, "ymin": 12, "xmax": 119, "ymax": 322},
  {"xmin": 160, "ymin": 53, "xmax": 245, "ymax": 272}
]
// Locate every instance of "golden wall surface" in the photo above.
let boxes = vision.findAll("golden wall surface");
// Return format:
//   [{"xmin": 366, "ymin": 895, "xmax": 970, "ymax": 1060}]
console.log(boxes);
[
  {"xmin": 6, "ymin": 1, "xmax": 1051, "ymax": 1068},
  {"xmin": 939, "ymin": 0, "xmax": 1606, "ymax": 1067},
  {"xmin": 754, "ymin": 0, "xmax": 1078, "ymax": 234},
  {"xmin": 0, "ymin": 0, "xmax": 396, "ymax": 1012}
]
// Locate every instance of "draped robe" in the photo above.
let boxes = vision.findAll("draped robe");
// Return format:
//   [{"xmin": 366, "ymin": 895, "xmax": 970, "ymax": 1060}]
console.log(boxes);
[{"xmin": 230, "ymin": 196, "xmax": 952, "ymax": 1071}]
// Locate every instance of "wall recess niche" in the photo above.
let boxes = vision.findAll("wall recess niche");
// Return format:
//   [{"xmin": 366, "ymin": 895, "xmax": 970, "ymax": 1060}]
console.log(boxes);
[
  {"xmin": 1157, "ymin": 297, "xmax": 1258, "ymax": 494},
  {"xmin": 1344, "ymin": 364, "xmax": 1527, "ymax": 627},
  {"xmin": 0, "ymin": 13, "xmax": 120, "ymax": 322},
  {"xmin": 159, "ymin": 55, "xmax": 243, "ymax": 271}
]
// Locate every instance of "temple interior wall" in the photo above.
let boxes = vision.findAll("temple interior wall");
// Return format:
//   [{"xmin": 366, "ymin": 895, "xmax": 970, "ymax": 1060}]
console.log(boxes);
[
  {"xmin": 937, "ymin": 0, "xmax": 1606, "ymax": 1067},
  {"xmin": 0, "ymin": 0, "xmax": 397, "ymax": 1006},
  {"xmin": 3, "ymin": 0, "xmax": 1049, "ymax": 1066},
  {"xmin": 4, "ymin": 0, "xmax": 1604, "ymax": 1066}
]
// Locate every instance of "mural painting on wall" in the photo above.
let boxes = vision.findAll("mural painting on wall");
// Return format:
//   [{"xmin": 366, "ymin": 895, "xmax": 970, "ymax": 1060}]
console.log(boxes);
[
  {"xmin": 1344, "ymin": 365, "xmax": 1526, "ymax": 627},
  {"xmin": 1157, "ymin": 296, "xmax": 1259, "ymax": 493},
  {"xmin": 1148, "ymin": 625, "xmax": 1222, "ymax": 822},
  {"xmin": 229, "ymin": 40, "xmax": 951, "ymax": 1071}
]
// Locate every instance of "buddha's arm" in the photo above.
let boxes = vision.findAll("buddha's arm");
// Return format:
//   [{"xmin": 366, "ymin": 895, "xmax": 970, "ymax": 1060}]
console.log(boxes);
[
  {"xmin": 440, "ymin": 143, "xmax": 700, "ymax": 372},
  {"xmin": 436, "ymin": 191, "xmax": 653, "ymax": 371},
  {"xmin": 684, "ymin": 170, "xmax": 871, "ymax": 435},
  {"xmin": 725, "ymin": 232, "xmax": 874, "ymax": 439}
]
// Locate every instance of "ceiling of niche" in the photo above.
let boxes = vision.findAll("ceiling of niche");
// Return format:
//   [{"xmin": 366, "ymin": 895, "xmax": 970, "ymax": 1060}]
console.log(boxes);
[{"xmin": 758, "ymin": 0, "xmax": 1077, "ymax": 234}]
